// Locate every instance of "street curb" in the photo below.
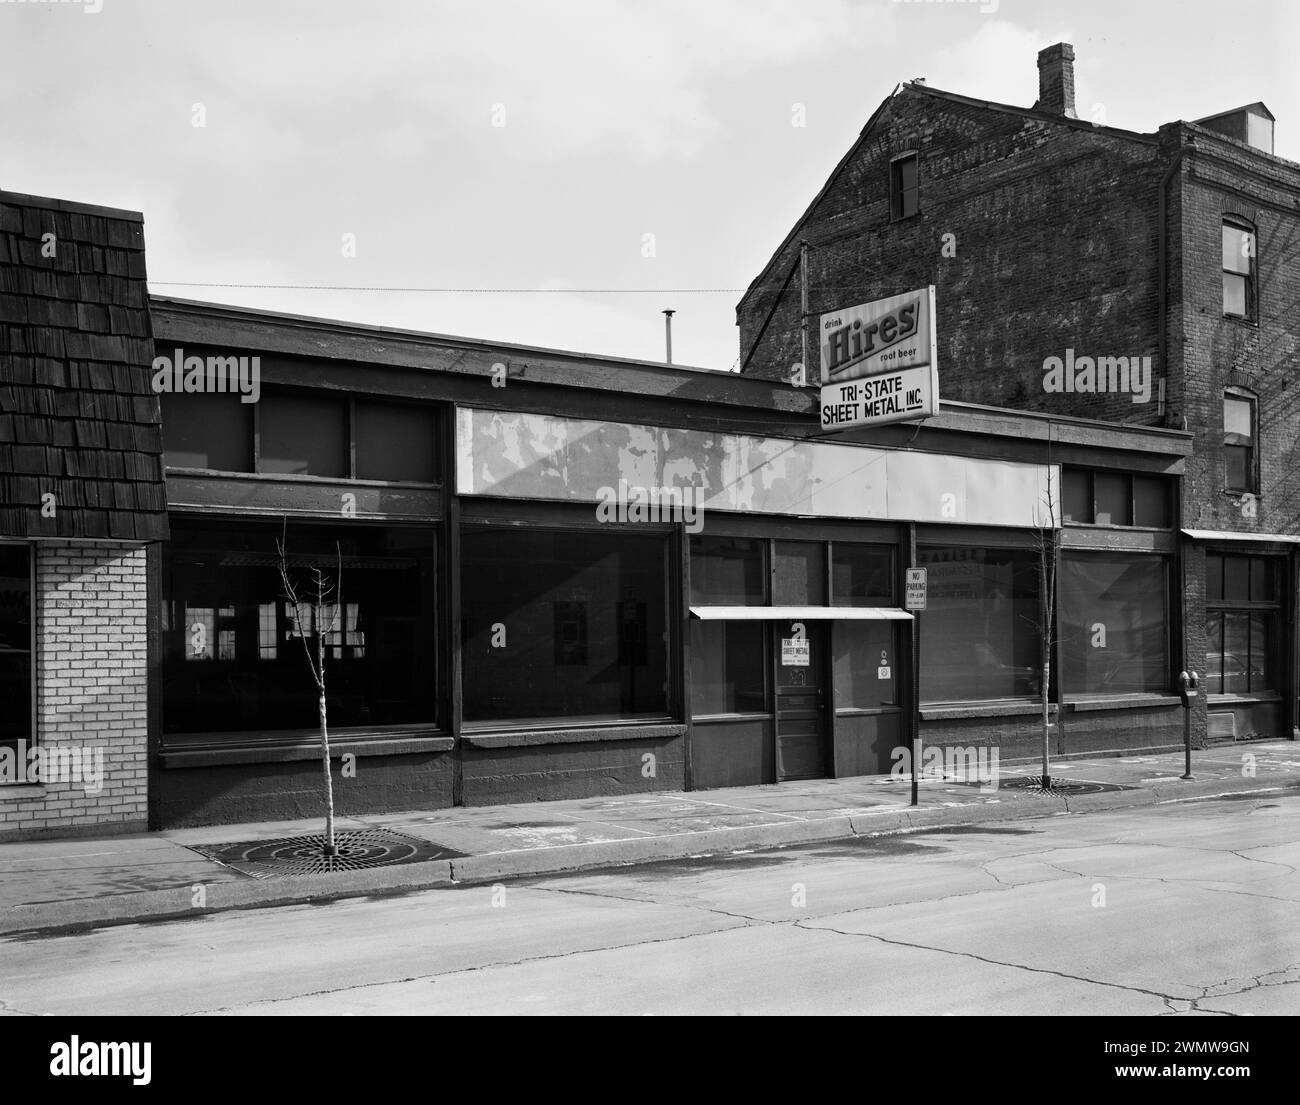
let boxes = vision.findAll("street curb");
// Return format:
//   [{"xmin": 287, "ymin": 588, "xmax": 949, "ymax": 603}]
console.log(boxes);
[{"xmin": 2, "ymin": 774, "xmax": 1295, "ymax": 937}]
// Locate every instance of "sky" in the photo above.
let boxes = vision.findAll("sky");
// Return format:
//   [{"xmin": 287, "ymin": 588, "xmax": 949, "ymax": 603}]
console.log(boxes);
[{"xmin": 2, "ymin": 0, "xmax": 1296, "ymax": 372}]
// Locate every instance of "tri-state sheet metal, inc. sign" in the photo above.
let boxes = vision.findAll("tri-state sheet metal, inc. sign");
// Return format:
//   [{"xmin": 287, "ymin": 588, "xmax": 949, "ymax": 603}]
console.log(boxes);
[{"xmin": 819, "ymin": 286, "xmax": 939, "ymax": 431}]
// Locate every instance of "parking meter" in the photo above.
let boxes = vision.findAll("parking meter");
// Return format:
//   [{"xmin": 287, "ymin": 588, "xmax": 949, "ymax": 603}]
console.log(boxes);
[{"xmin": 1178, "ymin": 671, "xmax": 1199, "ymax": 778}]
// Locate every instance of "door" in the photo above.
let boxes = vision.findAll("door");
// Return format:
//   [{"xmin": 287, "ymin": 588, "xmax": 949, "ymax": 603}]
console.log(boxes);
[{"xmin": 776, "ymin": 620, "xmax": 827, "ymax": 780}]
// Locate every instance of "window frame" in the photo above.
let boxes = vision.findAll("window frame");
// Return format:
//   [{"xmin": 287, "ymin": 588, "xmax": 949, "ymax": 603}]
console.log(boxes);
[
  {"xmin": 889, "ymin": 151, "xmax": 920, "ymax": 221},
  {"xmin": 1204, "ymin": 552, "xmax": 1280, "ymax": 697},
  {"xmin": 1058, "ymin": 551, "xmax": 1171, "ymax": 699},
  {"xmin": 1060, "ymin": 468, "xmax": 1172, "ymax": 529},
  {"xmin": 161, "ymin": 387, "xmax": 443, "ymax": 486},
  {"xmin": 1222, "ymin": 388, "xmax": 1258, "ymax": 495},
  {"xmin": 0, "ymin": 541, "xmax": 35, "ymax": 778},
  {"xmin": 160, "ymin": 519, "xmax": 442, "ymax": 742},
  {"xmin": 461, "ymin": 523, "xmax": 677, "ymax": 730},
  {"xmin": 915, "ymin": 543, "xmax": 1044, "ymax": 706},
  {"xmin": 1221, "ymin": 217, "xmax": 1257, "ymax": 323}
]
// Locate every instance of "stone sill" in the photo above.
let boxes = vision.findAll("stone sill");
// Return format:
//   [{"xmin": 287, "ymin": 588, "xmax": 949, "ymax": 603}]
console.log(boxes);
[
  {"xmin": 463, "ymin": 723, "xmax": 685, "ymax": 749},
  {"xmin": 920, "ymin": 700, "xmax": 1044, "ymax": 720},
  {"xmin": 1064, "ymin": 694, "xmax": 1182, "ymax": 712},
  {"xmin": 1207, "ymin": 693, "xmax": 1284, "ymax": 706},
  {"xmin": 159, "ymin": 735, "xmax": 453, "ymax": 769}
]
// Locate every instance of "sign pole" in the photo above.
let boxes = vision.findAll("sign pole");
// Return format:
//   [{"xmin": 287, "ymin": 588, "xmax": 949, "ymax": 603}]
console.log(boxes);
[
  {"xmin": 911, "ymin": 609, "xmax": 920, "ymax": 807},
  {"xmin": 904, "ymin": 567, "xmax": 927, "ymax": 807}
]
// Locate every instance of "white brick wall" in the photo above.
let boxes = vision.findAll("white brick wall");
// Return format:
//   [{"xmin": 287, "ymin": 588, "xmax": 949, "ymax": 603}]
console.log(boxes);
[{"xmin": 0, "ymin": 541, "xmax": 149, "ymax": 838}]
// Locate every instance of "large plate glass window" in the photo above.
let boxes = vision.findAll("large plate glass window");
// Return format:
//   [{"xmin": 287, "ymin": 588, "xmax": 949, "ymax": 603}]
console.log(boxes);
[
  {"xmin": 163, "ymin": 521, "xmax": 437, "ymax": 735},
  {"xmin": 1059, "ymin": 554, "xmax": 1168, "ymax": 695},
  {"xmin": 916, "ymin": 545, "xmax": 1040, "ymax": 703},
  {"xmin": 462, "ymin": 528, "xmax": 670, "ymax": 725}
]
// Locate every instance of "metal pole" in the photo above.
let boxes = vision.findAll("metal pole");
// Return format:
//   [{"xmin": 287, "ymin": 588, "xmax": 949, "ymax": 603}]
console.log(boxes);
[
  {"xmin": 911, "ymin": 612, "xmax": 920, "ymax": 807},
  {"xmin": 662, "ymin": 309, "xmax": 675, "ymax": 365},
  {"xmin": 799, "ymin": 241, "xmax": 810, "ymax": 387}
]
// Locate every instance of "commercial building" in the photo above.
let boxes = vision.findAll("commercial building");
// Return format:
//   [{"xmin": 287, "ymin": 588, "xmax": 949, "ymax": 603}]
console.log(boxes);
[{"xmin": 0, "ymin": 176, "xmax": 1193, "ymax": 835}]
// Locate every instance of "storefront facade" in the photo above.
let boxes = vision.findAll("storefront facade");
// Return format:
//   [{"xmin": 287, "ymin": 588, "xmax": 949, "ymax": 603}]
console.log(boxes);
[{"xmin": 145, "ymin": 297, "xmax": 1194, "ymax": 828}]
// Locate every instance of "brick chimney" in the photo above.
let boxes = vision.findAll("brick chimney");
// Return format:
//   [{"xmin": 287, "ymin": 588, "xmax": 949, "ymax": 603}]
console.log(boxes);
[{"xmin": 1035, "ymin": 42, "xmax": 1077, "ymax": 119}]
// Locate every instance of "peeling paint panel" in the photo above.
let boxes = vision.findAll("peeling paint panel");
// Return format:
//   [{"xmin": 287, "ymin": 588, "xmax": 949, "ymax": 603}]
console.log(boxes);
[{"xmin": 456, "ymin": 408, "xmax": 1057, "ymax": 528}]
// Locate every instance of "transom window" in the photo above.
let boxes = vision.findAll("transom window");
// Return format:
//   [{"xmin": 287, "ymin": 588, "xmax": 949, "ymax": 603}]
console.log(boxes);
[
  {"xmin": 161, "ymin": 388, "xmax": 440, "ymax": 483},
  {"xmin": 1061, "ymin": 469, "xmax": 1171, "ymax": 528}
]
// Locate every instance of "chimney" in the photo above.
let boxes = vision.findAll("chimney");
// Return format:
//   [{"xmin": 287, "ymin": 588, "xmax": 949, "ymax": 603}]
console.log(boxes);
[{"xmin": 1035, "ymin": 42, "xmax": 1077, "ymax": 119}]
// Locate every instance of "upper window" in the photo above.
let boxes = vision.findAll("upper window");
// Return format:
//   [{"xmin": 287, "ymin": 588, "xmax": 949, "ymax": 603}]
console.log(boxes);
[
  {"xmin": 831, "ymin": 543, "xmax": 894, "ymax": 606},
  {"xmin": 890, "ymin": 153, "xmax": 919, "ymax": 220},
  {"xmin": 161, "ymin": 390, "xmax": 440, "ymax": 483},
  {"xmin": 1223, "ymin": 391, "xmax": 1257, "ymax": 493},
  {"xmin": 691, "ymin": 536, "xmax": 766, "ymax": 606},
  {"xmin": 260, "ymin": 392, "xmax": 348, "ymax": 477},
  {"xmin": 773, "ymin": 541, "xmax": 825, "ymax": 606},
  {"xmin": 1222, "ymin": 219, "xmax": 1256, "ymax": 320},
  {"xmin": 1061, "ymin": 469, "xmax": 1171, "ymax": 528}
]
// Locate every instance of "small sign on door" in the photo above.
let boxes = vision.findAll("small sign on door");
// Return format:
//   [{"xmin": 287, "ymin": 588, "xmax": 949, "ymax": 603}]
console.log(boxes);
[
  {"xmin": 877, "ymin": 666, "xmax": 892, "ymax": 680},
  {"xmin": 781, "ymin": 638, "xmax": 810, "ymax": 666}
]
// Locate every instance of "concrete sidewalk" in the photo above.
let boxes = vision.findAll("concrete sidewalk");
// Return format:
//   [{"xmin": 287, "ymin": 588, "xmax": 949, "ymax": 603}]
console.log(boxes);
[{"xmin": 2, "ymin": 742, "xmax": 1297, "ymax": 936}]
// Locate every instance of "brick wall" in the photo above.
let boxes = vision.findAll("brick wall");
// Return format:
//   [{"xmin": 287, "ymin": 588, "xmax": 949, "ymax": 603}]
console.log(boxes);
[
  {"xmin": 0, "ymin": 540, "xmax": 149, "ymax": 839},
  {"xmin": 1171, "ymin": 127, "xmax": 1300, "ymax": 537},
  {"xmin": 739, "ymin": 85, "xmax": 1169, "ymax": 426}
]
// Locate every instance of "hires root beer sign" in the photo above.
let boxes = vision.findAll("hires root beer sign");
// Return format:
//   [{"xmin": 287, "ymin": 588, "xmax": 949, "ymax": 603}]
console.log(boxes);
[{"xmin": 818, "ymin": 286, "xmax": 938, "ymax": 431}]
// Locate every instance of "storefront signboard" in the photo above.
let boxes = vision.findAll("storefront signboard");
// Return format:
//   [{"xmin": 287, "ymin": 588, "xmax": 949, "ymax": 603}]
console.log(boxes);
[{"xmin": 818, "ymin": 286, "xmax": 939, "ymax": 431}]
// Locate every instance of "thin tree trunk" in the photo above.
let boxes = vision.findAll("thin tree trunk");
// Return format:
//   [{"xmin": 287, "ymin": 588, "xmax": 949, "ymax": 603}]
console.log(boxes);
[
  {"xmin": 1041, "ymin": 656, "xmax": 1051, "ymax": 789},
  {"xmin": 317, "ymin": 604, "xmax": 335, "ymax": 854}
]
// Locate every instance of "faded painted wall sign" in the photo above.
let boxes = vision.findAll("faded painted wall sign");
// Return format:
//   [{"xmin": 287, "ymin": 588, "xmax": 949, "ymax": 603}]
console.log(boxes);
[{"xmin": 456, "ymin": 408, "xmax": 1058, "ymax": 529}]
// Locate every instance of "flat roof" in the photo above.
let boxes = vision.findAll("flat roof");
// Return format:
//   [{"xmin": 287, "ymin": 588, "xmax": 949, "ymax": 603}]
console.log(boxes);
[{"xmin": 148, "ymin": 294, "xmax": 1193, "ymax": 456}]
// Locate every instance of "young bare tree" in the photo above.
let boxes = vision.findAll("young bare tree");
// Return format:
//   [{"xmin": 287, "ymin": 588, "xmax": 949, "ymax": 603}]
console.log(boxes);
[{"xmin": 276, "ymin": 527, "xmax": 343, "ymax": 857}]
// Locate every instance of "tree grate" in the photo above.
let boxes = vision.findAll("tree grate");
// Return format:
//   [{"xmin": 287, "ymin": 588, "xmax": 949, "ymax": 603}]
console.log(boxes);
[
  {"xmin": 994, "ymin": 776, "xmax": 1136, "ymax": 797},
  {"xmin": 186, "ymin": 829, "xmax": 465, "ymax": 879}
]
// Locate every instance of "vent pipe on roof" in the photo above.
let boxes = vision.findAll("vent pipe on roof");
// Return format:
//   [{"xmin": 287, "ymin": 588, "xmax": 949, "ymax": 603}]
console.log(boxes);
[
  {"xmin": 663, "ymin": 309, "xmax": 675, "ymax": 365},
  {"xmin": 1035, "ymin": 43, "xmax": 1077, "ymax": 119}
]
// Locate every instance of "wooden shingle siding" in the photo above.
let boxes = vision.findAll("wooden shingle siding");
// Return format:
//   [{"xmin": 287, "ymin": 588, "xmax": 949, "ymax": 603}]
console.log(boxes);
[{"xmin": 0, "ymin": 190, "xmax": 168, "ymax": 542}]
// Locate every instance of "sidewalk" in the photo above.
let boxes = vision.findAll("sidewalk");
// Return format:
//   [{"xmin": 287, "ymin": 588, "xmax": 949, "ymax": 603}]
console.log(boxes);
[{"xmin": 2, "ymin": 742, "xmax": 1297, "ymax": 936}]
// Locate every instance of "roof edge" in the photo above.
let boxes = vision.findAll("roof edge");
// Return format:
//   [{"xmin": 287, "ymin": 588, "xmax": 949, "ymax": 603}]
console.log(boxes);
[{"xmin": 0, "ymin": 189, "xmax": 144, "ymax": 223}]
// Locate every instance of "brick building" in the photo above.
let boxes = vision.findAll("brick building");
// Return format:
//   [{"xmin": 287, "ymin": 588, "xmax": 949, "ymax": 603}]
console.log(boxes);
[{"xmin": 738, "ymin": 43, "xmax": 1300, "ymax": 749}]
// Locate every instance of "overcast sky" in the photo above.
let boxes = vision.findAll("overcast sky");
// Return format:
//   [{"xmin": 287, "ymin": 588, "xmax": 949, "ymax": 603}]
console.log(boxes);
[{"xmin": 2, "ymin": 0, "xmax": 1296, "ymax": 371}]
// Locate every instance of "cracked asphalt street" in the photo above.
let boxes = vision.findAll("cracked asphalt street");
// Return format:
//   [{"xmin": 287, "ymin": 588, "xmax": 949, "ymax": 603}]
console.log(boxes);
[{"xmin": 2, "ymin": 792, "xmax": 1297, "ymax": 1015}]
